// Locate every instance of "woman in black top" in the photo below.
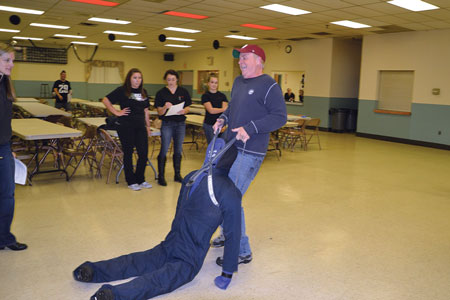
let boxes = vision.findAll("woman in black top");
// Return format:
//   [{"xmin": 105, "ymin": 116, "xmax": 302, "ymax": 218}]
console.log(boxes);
[
  {"xmin": 154, "ymin": 69, "xmax": 191, "ymax": 186},
  {"xmin": 0, "ymin": 43, "xmax": 27, "ymax": 251},
  {"xmin": 201, "ymin": 73, "xmax": 228, "ymax": 144},
  {"xmin": 102, "ymin": 68, "xmax": 152, "ymax": 191}
]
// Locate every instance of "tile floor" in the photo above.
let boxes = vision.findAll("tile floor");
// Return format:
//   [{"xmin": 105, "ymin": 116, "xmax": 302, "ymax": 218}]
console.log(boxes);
[{"xmin": 1, "ymin": 132, "xmax": 450, "ymax": 300}]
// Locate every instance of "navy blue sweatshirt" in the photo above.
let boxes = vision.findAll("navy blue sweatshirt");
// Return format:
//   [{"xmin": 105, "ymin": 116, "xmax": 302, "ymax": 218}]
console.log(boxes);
[{"xmin": 221, "ymin": 74, "xmax": 287, "ymax": 156}]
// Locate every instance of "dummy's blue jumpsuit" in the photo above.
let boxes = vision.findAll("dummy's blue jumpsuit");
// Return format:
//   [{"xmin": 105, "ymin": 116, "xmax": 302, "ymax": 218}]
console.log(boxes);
[{"xmin": 78, "ymin": 164, "xmax": 242, "ymax": 300}]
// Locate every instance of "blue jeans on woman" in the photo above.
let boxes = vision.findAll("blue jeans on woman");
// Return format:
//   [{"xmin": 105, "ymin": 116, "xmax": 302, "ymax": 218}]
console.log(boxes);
[
  {"xmin": 0, "ymin": 143, "xmax": 17, "ymax": 247},
  {"xmin": 228, "ymin": 151, "xmax": 264, "ymax": 256},
  {"xmin": 159, "ymin": 120, "xmax": 186, "ymax": 157}
]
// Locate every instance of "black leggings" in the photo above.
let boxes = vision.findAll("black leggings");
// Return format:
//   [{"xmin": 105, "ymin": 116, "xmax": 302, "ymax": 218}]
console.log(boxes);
[{"xmin": 117, "ymin": 123, "xmax": 148, "ymax": 185}]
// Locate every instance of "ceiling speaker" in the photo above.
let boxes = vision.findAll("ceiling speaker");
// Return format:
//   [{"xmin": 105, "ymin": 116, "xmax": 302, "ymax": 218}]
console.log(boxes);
[
  {"xmin": 158, "ymin": 34, "xmax": 166, "ymax": 42},
  {"xmin": 213, "ymin": 40, "xmax": 220, "ymax": 50},
  {"xmin": 108, "ymin": 34, "xmax": 116, "ymax": 41},
  {"xmin": 9, "ymin": 15, "xmax": 21, "ymax": 25}
]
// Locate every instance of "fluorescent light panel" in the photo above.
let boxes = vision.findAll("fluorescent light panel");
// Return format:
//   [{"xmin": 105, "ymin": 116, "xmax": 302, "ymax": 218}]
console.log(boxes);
[
  {"xmin": 88, "ymin": 17, "xmax": 130, "ymax": 24},
  {"xmin": 13, "ymin": 36, "xmax": 43, "ymax": 40},
  {"xmin": 387, "ymin": 0, "xmax": 439, "ymax": 11},
  {"xmin": 121, "ymin": 45, "xmax": 146, "ymax": 49},
  {"xmin": 225, "ymin": 35, "xmax": 257, "ymax": 40},
  {"xmin": 0, "ymin": 5, "xmax": 44, "ymax": 15},
  {"xmin": 68, "ymin": 0, "xmax": 120, "ymax": 7},
  {"xmin": 71, "ymin": 41, "xmax": 98, "ymax": 45},
  {"xmin": 30, "ymin": 23, "xmax": 70, "ymax": 29},
  {"xmin": 260, "ymin": 4, "xmax": 311, "ymax": 15},
  {"xmin": 163, "ymin": 11, "xmax": 208, "ymax": 20},
  {"xmin": 166, "ymin": 37, "xmax": 195, "ymax": 42},
  {"xmin": 54, "ymin": 34, "xmax": 86, "ymax": 38},
  {"xmin": 0, "ymin": 28, "xmax": 20, "ymax": 33},
  {"xmin": 164, "ymin": 27, "xmax": 200, "ymax": 33},
  {"xmin": 165, "ymin": 44, "xmax": 192, "ymax": 48},
  {"xmin": 331, "ymin": 20, "xmax": 371, "ymax": 29},
  {"xmin": 114, "ymin": 39, "xmax": 142, "ymax": 44},
  {"xmin": 241, "ymin": 24, "xmax": 276, "ymax": 30},
  {"xmin": 104, "ymin": 30, "xmax": 137, "ymax": 36}
]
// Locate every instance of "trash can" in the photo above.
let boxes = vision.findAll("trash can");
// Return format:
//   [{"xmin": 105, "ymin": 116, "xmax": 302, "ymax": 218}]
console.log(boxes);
[
  {"xmin": 346, "ymin": 109, "xmax": 357, "ymax": 132},
  {"xmin": 329, "ymin": 108, "xmax": 348, "ymax": 133}
]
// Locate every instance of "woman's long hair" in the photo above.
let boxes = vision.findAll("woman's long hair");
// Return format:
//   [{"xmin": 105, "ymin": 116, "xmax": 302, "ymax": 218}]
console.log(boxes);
[
  {"xmin": 123, "ymin": 68, "xmax": 147, "ymax": 98},
  {"xmin": 0, "ymin": 43, "xmax": 16, "ymax": 101}
]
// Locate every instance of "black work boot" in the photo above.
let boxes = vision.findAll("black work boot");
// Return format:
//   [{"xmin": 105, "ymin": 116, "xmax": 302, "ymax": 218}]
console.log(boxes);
[
  {"xmin": 90, "ymin": 288, "xmax": 114, "ymax": 300},
  {"xmin": 173, "ymin": 154, "xmax": 183, "ymax": 182},
  {"xmin": 73, "ymin": 263, "xmax": 94, "ymax": 282},
  {"xmin": 157, "ymin": 155, "xmax": 167, "ymax": 186}
]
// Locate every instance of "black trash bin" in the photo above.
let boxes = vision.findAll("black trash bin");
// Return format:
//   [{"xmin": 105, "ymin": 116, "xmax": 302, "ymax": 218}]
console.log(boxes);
[
  {"xmin": 346, "ymin": 109, "xmax": 357, "ymax": 132},
  {"xmin": 329, "ymin": 108, "xmax": 348, "ymax": 133}
]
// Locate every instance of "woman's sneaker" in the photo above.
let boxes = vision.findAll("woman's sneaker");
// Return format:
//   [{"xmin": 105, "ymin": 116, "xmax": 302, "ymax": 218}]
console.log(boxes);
[
  {"xmin": 216, "ymin": 254, "xmax": 252, "ymax": 266},
  {"xmin": 128, "ymin": 184, "xmax": 141, "ymax": 191},
  {"xmin": 211, "ymin": 234, "xmax": 225, "ymax": 248},
  {"xmin": 139, "ymin": 182, "xmax": 152, "ymax": 189}
]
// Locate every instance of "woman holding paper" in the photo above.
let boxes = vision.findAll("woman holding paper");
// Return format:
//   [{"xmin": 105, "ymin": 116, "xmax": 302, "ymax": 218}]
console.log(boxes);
[
  {"xmin": 102, "ymin": 68, "xmax": 152, "ymax": 191},
  {"xmin": 0, "ymin": 43, "xmax": 27, "ymax": 251},
  {"xmin": 155, "ymin": 69, "xmax": 191, "ymax": 186}
]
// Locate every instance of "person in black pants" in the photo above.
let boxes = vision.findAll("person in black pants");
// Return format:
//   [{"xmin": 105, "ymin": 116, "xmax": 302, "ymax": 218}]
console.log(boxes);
[
  {"xmin": 102, "ymin": 68, "xmax": 152, "ymax": 191},
  {"xmin": 0, "ymin": 43, "xmax": 27, "ymax": 251},
  {"xmin": 155, "ymin": 69, "xmax": 191, "ymax": 186},
  {"xmin": 201, "ymin": 73, "xmax": 228, "ymax": 144},
  {"xmin": 53, "ymin": 70, "xmax": 72, "ymax": 110}
]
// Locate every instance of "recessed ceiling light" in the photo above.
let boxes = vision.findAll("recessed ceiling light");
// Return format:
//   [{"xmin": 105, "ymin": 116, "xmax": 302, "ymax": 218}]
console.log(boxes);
[
  {"xmin": 225, "ymin": 35, "xmax": 258, "ymax": 40},
  {"xmin": 121, "ymin": 45, "xmax": 146, "ymax": 49},
  {"xmin": 165, "ymin": 44, "xmax": 192, "ymax": 48},
  {"xmin": 241, "ymin": 24, "xmax": 277, "ymax": 30},
  {"xmin": 331, "ymin": 20, "xmax": 371, "ymax": 29},
  {"xmin": 387, "ymin": 0, "xmax": 439, "ymax": 11},
  {"xmin": 166, "ymin": 37, "xmax": 195, "ymax": 42},
  {"xmin": 0, "ymin": 5, "xmax": 44, "ymax": 15},
  {"xmin": 260, "ymin": 4, "xmax": 311, "ymax": 16},
  {"xmin": 88, "ymin": 17, "xmax": 130, "ymax": 25},
  {"xmin": 114, "ymin": 39, "xmax": 142, "ymax": 44},
  {"xmin": 0, "ymin": 28, "xmax": 20, "ymax": 33},
  {"xmin": 71, "ymin": 41, "xmax": 98, "ymax": 45},
  {"xmin": 30, "ymin": 23, "xmax": 70, "ymax": 29},
  {"xmin": 69, "ymin": 0, "xmax": 120, "ymax": 7},
  {"xmin": 164, "ymin": 27, "xmax": 200, "ymax": 33},
  {"xmin": 103, "ymin": 30, "xmax": 137, "ymax": 36},
  {"xmin": 163, "ymin": 11, "xmax": 208, "ymax": 20},
  {"xmin": 54, "ymin": 34, "xmax": 86, "ymax": 38},
  {"xmin": 12, "ymin": 36, "xmax": 44, "ymax": 40}
]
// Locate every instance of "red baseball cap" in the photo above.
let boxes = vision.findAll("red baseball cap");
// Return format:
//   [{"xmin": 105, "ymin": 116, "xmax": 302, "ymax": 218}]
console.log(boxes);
[{"xmin": 232, "ymin": 44, "xmax": 266, "ymax": 62}]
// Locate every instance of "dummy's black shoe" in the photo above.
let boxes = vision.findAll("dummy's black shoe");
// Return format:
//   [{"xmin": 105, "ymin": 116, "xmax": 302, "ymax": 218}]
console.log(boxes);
[
  {"xmin": 73, "ymin": 264, "xmax": 94, "ymax": 282},
  {"xmin": 0, "ymin": 242, "xmax": 28, "ymax": 251},
  {"xmin": 216, "ymin": 254, "xmax": 252, "ymax": 267},
  {"xmin": 90, "ymin": 288, "xmax": 114, "ymax": 300}
]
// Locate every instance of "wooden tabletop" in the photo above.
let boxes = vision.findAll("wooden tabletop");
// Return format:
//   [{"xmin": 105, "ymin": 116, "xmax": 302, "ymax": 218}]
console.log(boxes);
[
  {"xmin": 77, "ymin": 117, "xmax": 160, "ymax": 136},
  {"xmin": 185, "ymin": 114, "xmax": 204, "ymax": 126},
  {"xmin": 15, "ymin": 97, "xmax": 39, "ymax": 102},
  {"xmin": 13, "ymin": 102, "xmax": 71, "ymax": 117},
  {"xmin": 12, "ymin": 119, "xmax": 82, "ymax": 140}
]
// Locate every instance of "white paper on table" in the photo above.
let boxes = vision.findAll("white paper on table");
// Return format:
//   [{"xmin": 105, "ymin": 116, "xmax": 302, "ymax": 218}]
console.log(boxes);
[
  {"xmin": 165, "ymin": 102, "xmax": 185, "ymax": 116},
  {"xmin": 14, "ymin": 158, "xmax": 27, "ymax": 185}
]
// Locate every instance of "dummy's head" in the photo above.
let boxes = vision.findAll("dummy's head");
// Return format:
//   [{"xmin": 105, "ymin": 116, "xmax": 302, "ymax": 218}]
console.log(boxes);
[{"xmin": 203, "ymin": 138, "xmax": 237, "ymax": 172}]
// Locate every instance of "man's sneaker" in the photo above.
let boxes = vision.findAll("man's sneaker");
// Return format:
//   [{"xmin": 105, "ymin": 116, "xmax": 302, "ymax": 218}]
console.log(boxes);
[
  {"xmin": 216, "ymin": 253, "xmax": 252, "ymax": 267},
  {"xmin": 90, "ymin": 288, "xmax": 114, "ymax": 300},
  {"xmin": 73, "ymin": 264, "xmax": 94, "ymax": 282},
  {"xmin": 128, "ymin": 184, "xmax": 141, "ymax": 191},
  {"xmin": 139, "ymin": 181, "xmax": 152, "ymax": 189},
  {"xmin": 211, "ymin": 235, "xmax": 225, "ymax": 248}
]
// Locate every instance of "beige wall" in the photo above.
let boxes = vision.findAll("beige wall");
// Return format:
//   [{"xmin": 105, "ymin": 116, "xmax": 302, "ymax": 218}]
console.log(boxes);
[
  {"xmin": 330, "ymin": 38, "xmax": 362, "ymax": 98},
  {"xmin": 359, "ymin": 28, "xmax": 450, "ymax": 106}
]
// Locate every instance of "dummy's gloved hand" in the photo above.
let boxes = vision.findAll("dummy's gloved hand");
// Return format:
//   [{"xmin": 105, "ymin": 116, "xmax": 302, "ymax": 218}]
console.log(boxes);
[{"xmin": 214, "ymin": 271, "xmax": 232, "ymax": 290}]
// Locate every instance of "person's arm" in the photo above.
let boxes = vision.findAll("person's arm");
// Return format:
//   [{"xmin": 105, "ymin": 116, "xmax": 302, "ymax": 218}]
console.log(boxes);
[
  {"xmin": 144, "ymin": 108, "xmax": 151, "ymax": 136},
  {"xmin": 157, "ymin": 102, "xmax": 172, "ymax": 116},
  {"xmin": 53, "ymin": 87, "xmax": 62, "ymax": 100},
  {"xmin": 102, "ymin": 97, "xmax": 129, "ymax": 116}
]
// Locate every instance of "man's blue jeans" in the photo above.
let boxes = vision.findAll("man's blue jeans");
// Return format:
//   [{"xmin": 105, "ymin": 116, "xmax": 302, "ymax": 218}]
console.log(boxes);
[
  {"xmin": 228, "ymin": 151, "xmax": 264, "ymax": 256},
  {"xmin": 159, "ymin": 120, "xmax": 186, "ymax": 157},
  {"xmin": 0, "ymin": 143, "xmax": 17, "ymax": 247}
]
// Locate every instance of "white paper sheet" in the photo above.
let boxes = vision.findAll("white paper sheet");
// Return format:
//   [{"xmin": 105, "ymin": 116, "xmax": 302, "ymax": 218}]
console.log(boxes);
[
  {"xmin": 165, "ymin": 102, "xmax": 185, "ymax": 116},
  {"xmin": 14, "ymin": 158, "xmax": 27, "ymax": 185}
]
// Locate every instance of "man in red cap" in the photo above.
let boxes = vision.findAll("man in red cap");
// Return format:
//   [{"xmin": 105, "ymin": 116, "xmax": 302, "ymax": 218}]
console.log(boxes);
[{"xmin": 212, "ymin": 44, "xmax": 287, "ymax": 266}]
